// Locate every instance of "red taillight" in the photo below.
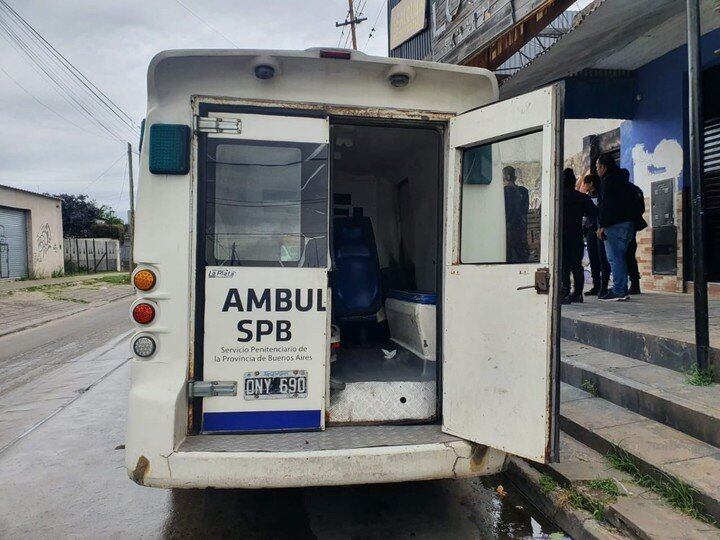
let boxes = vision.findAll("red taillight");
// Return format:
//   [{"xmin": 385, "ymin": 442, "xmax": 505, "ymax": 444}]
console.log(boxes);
[
  {"xmin": 132, "ymin": 303, "xmax": 155, "ymax": 325},
  {"xmin": 320, "ymin": 50, "xmax": 352, "ymax": 60},
  {"xmin": 331, "ymin": 342, "xmax": 341, "ymax": 351}
]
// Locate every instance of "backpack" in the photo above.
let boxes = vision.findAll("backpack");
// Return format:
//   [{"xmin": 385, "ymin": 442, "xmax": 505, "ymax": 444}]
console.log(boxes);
[{"xmin": 629, "ymin": 183, "xmax": 648, "ymax": 232}]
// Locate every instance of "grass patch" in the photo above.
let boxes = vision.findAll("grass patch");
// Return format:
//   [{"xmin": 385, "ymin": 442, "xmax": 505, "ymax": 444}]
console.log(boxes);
[
  {"xmin": 539, "ymin": 474, "xmax": 558, "ymax": 495},
  {"xmin": 567, "ymin": 489, "xmax": 606, "ymax": 521},
  {"xmin": 588, "ymin": 478, "xmax": 621, "ymax": 498},
  {"xmin": 685, "ymin": 366, "xmax": 714, "ymax": 387},
  {"xmin": 580, "ymin": 378, "xmax": 598, "ymax": 396},
  {"xmin": 607, "ymin": 447, "xmax": 717, "ymax": 526},
  {"xmin": 92, "ymin": 273, "xmax": 130, "ymax": 285},
  {"xmin": 47, "ymin": 294, "xmax": 89, "ymax": 304}
]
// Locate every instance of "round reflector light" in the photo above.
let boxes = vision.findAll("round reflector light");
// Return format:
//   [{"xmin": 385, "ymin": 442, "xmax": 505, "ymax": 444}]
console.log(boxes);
[
  {"xmin": 132, "ymin": 303, "xmax": 155, "ymax": 325},
  {"xmin": 133, "ymin": 335, "xmax": 156, "ymax": 358},
  {"xmin": 133, "ymin": 269, "xmax": 156, "ymax": 291}
]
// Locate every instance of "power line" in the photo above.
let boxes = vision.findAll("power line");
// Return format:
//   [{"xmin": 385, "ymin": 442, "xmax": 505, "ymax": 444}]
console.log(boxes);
[
  {"xmin": 82, "ymin": 152, "xmax": 126, "ymax": 192},
  {"xmin": 0, "ymin": 65, "xmax": 116, "ymax": 141},
  {"xmin": 173, "ymin": 0, "xmax": 240, "ymax": 48},
  {"xmin": 0, "ymin": 0, "xmax": 137, "ymax": 130},
  {"xmin": 364, "ymin": 0, "xmax": 387, "ymax": 51}
]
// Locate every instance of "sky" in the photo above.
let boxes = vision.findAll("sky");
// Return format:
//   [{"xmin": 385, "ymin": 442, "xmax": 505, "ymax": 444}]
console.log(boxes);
[
  {"xmin": 0, "ymin": 0, "xmax": 389, "ymax": 220},
  {"xmin": 0, "ymin": 0, "xmax": 593, "ymax": 221}
]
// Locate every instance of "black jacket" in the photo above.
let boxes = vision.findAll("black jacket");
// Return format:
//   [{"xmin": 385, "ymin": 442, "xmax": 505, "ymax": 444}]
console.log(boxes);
[
  {"xmin": 599, "ymin": 167, "xmax": 635, "ymax": 228},
  {"xmin": 563, "ymin": 188, "xmax": 597, "ymax": 245}
]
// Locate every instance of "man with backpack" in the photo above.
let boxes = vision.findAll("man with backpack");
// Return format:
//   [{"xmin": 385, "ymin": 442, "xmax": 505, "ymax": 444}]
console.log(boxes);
[
  {"xmin": 596, "ymin": 155, "xmax": 636, "ymax": 301},
  {"xmin": 626, "ymin": 173, "xmax": 648, "ymax": 295}
]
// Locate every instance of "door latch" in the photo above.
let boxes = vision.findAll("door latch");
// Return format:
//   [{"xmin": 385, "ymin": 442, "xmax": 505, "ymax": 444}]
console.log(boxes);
[
  {"xmin": 517, "ymin": 267, "xmax": 550, "ymax": 294},
  {"xmin": 188, "ymin": 380, "xmax": 237, "ymax": 398}
]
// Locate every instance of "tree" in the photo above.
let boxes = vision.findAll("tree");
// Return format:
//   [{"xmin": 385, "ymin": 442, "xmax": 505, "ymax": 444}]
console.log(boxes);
[{"xmin": 53, "ymin": 194, "xmax": 125, "ymax": 238}]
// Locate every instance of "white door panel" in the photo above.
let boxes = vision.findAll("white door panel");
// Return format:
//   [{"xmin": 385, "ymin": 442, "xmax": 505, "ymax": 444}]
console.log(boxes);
[{"xmin": 442, "ymin": 85, "xmax": 562, "ymax": 463}]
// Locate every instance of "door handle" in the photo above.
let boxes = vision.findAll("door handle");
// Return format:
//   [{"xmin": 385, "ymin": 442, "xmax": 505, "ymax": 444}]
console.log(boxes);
[{"xmin": 517, "ymin": 267, "xmax": 550, "ymax": 294}]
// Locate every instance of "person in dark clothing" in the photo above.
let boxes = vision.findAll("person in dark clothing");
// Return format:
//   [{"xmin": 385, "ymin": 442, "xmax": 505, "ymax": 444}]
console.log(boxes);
[
  {"xmin": 597, "ymin": 156, "xmax": 636, "ymax": 301},
  {"xmin": 562, "ymin": 168, "xmax": 597, "ymax": 303},
  {"xmin": 503, "ymin": 166, "xmax": 530, "ymax": 263},
  {"xmin": 625, "ymin": 173, "xmax": 648, "ymax": 295},
  {"xmin": 581, "ymin": 173, "xmax": 611, "ymax": 296}
]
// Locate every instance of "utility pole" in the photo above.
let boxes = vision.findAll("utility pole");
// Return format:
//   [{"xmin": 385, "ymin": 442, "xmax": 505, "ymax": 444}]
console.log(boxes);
[
  {"xmin": 335, "ymin": 0, "xmax": 367, "ymax": 50},
  {"xmin": 127, "ymin": 142, "xmax": 135, "ymax": 268},
  {"xmin": 686, "ymin": 0, "xmax": 710, "ymax": 374}
]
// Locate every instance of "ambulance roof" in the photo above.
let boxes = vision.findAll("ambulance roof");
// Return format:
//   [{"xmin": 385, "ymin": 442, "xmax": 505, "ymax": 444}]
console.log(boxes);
[{"xmin": 147, "ymin": 48, "xmax": 498, "ymax": 116}]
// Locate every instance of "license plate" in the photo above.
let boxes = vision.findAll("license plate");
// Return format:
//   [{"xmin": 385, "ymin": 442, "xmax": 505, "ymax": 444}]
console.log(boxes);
[{"xmin": 244, "ymin": 370, "xmax": 308, "ymax": 400}]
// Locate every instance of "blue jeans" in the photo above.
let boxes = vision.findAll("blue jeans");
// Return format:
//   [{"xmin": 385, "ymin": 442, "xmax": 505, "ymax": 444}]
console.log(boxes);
[{"xmin": 604, "ymin": 221, "xmax": 634, "ymax": 296}]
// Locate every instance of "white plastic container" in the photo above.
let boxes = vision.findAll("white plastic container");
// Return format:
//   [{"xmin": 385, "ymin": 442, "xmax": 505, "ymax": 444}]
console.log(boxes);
[{"xmin": 385, "ymin": 290, "xmax": 437, "ymax": 361}]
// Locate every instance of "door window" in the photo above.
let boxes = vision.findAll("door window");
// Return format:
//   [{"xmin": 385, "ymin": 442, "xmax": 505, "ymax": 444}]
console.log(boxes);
[
  {"xmin": 204, "ymin": 139, "xmax": 328, "ymax": 267},
  {"xmin": 460, "ymin": 130, "xmax": 543, "ymax": 264}
]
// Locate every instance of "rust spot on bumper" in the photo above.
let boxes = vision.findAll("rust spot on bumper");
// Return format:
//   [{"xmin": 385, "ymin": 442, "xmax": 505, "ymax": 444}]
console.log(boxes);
[{"xmin": 131, "ymin": 456, "xmax": 150, "ymax": 485}]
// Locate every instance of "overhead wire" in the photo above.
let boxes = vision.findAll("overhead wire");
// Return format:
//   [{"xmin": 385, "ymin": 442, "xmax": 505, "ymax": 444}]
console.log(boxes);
[
  {"xmin": 0, "ymin": 65, "xmax": 117, "ymax": 141},
  {"xmin": 0, "ymin": 1, "xmax": 138, "ymax": 143},
  {"xmin": 0, "ymin": 0, "xmax": 136, "ymax": 130},
  {"xmin": 173, "ymin": 0, "xmax": 240, "ymax": 48},
  {"xmin": 364, "ymin": 0, "xmax": 387, "ymax": 51},
  {"xmin": 82, "ymin": 152, "xmax": 126, "ymax": 192},
  {"xmin": 0, "ymin": 17, "xmax": 132, "ymax": 143}
]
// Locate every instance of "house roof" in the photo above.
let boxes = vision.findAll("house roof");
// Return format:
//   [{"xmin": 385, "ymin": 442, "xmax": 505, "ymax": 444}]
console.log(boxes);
[
  {"xmin": 500, "ymin": 0, "xmax": 720, "ymax": 98},
  {"xmin": 0, "ymin": 184, "xmax": 61, "ymax": 202}
]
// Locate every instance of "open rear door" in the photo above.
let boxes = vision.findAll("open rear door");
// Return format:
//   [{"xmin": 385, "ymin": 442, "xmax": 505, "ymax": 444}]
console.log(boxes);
[{"xmin": 442, "ymin": 85, "xmax": 563, "ymax": 463}]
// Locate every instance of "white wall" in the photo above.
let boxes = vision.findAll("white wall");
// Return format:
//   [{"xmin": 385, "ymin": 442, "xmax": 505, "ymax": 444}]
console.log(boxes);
[{"xmin": 0, "ymin": 186, "xmax": 64, "ymax": 278}]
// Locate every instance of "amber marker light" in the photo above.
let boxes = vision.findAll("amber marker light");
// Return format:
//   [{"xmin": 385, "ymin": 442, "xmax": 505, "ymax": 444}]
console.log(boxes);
[{"xmin": 133, "ymin": 269, "xmax": 156, "ymax": 291}]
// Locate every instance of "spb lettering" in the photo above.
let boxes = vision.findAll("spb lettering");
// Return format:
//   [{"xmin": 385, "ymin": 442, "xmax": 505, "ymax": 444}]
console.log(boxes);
[{"xmin": 221, "ymin": 288, "xmax": 325, "ymax": 343}]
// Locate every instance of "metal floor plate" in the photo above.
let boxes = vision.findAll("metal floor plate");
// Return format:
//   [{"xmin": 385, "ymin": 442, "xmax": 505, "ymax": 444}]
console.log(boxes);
[{"xmin": 179, "ymin": 424, "xmax": 460, "ymax": 453}]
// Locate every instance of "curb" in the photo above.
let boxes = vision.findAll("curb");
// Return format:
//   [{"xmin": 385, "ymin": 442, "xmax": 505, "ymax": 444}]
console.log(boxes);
[{"xmin": 504, "ymin": 458, "xmax": 626, "ymax": 540}]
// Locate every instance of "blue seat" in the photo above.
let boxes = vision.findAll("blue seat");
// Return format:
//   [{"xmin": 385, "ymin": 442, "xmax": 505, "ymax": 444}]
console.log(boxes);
[{"xmin": 332, "ymin": 217, "xmax": 382, "ymax": 320}]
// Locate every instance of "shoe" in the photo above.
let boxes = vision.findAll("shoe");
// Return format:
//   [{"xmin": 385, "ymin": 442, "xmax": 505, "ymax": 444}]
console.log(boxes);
[
  {"xmin": 570, "ymin": 293, "xmax": 584, "ymax": 303},
  {"xmin": 584, "ymin": 287, "xmax": 600, "ymax": 296},
  {"xmin": 599, "ymin": 291, "xmax": 629, "ymax": 302},
  {"xmin": 628, "ymin": 283, "xmax": 641, "ymax": 295}
]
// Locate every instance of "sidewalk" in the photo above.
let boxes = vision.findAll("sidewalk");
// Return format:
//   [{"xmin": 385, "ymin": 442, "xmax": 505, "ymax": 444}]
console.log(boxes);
[{"xmin": 0, "ymin": 273, "xmax": 134, "ymax": 336}]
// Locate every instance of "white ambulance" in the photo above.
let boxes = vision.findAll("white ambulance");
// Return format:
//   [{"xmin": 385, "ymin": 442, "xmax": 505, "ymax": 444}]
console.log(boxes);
[{"xmin": 126, "ymin": 48, "xmax": 562, "ymax": 488}]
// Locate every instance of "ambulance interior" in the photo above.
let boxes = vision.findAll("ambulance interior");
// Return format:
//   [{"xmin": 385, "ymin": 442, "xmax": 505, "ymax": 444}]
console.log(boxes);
[{"xmin": 328, "ymin": 124, "xmax": 441, "ymax": 425}]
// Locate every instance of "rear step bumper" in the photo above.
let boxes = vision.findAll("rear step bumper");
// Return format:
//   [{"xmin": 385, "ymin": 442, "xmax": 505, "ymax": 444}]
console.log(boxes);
[{"xmin": 136, "ymin": 441, "xmax": 507, "ymax": 489}]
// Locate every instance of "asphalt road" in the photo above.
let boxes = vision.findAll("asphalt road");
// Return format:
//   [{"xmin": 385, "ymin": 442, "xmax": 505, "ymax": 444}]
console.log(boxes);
[{"xmin": 0, "ymin": 301, "xmax": 563, "ymax": 539}]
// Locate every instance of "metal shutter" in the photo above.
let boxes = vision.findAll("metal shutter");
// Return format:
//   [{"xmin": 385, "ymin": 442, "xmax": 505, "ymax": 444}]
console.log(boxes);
[
  {"xmin": 0, "ymin": 206, "xmax": 28, "ymax": 279},
  {"xmin": 704, "ymin": 117, "xmax": 720, "ymax": 281}
]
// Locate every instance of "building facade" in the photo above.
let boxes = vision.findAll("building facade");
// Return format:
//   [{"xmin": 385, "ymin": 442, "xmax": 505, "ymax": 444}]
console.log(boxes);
[{"xmin": 0, "ymin": 185, "xmax": 64, "ymax": 279}]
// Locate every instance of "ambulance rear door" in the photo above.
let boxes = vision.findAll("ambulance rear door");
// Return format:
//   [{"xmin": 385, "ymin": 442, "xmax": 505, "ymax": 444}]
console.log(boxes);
[
  {"xmin": 195, "ymin": 110, "xmax": 330, "ymax": 433},
  {"xmin": 441, "ymin": 85, "xmax": 563, "ymax": 463}
]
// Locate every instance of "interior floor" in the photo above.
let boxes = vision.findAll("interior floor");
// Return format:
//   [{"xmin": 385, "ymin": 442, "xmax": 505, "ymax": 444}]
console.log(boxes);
[
  {"xmin": 333, "ymin": 346, "xmax": 435, "ymax": 382},
  {"xmin": 185, "ymin": 424, "xmax": 457, "ymax": 452}
]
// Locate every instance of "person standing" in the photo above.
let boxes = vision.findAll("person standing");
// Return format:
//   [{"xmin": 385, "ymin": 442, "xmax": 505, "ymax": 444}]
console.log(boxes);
[
  {"xmin": 625, "ymin": 170, "xmax": 648, "ymax": 295},
  {"xmin": 562, "ymin": 169, "xmax": 597, "ymax": 303},
  {"xmin": 580, "ymin": 174, "xmax": 611, "ymax": 296},
  {"xmin": 596, "ymin": 155, "xmax": 635, "ymax": 301},
  {"xmin": 503, "ymin": 166, "xmax": 530, "ymax": 263}
]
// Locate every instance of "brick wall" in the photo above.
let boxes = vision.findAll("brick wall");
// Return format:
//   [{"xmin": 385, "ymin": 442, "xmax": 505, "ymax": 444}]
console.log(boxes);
[{"xmin": 637, "ymin": 191, "xmax": 685, "ymax": 294}]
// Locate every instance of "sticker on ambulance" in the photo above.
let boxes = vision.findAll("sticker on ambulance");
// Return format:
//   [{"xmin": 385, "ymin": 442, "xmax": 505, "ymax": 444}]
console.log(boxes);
[{"xmin": 244, "ymin": 370, "xmax": 308, "ymax": 400}]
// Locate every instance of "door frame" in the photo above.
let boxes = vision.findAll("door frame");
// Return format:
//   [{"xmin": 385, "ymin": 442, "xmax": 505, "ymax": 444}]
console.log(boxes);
[{"xmin": 189, "ymin": 101, "xmax": 452, "ymax": 433}]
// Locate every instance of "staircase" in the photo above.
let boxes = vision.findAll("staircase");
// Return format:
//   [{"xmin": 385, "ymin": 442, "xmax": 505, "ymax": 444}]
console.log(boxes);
[{"xmin": 556, "ymin": 295, "xmax": 720, "ymax": 535}]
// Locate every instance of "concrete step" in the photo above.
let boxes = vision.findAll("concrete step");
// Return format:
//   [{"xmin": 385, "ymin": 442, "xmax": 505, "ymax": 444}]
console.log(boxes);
[
  {"xmin": 562, "ymin": 339, "xmax": 720, "ymax": 449},
  {"xmin": 561, "ymin": 313, "xmax": 720, "ymax": 378},
  {"xmin": 560, "ymin": 383, "xmax": 720, "ymax": 524},
  {"xmin": 549, "ymin": 432, "xmax": 720, "ymax": 539}
]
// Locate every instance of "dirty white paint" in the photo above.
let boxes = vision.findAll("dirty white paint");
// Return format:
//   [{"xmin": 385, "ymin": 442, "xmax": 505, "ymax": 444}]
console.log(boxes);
[{"xmin": 631, "ymin": 138, "xmax": 684, "ymax": 194}]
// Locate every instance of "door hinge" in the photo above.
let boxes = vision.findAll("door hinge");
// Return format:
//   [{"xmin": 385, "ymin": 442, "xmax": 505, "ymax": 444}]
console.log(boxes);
[
  {"xmin": 188, "ymin": 380, "xmax": 237, "ymax": 398},
  {"xmin": 194, "ymin": 115, "xmax": 242, "ymax": 134}
]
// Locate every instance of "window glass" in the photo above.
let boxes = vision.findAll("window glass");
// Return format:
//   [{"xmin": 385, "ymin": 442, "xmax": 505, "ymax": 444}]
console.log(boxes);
[
  {"xmin": 460, "ymin": 130, "xmax": 543, "ymax": 264},
  {"xmin": 204, "ymin": 140, "xmax": 328, "ymax": 267}
]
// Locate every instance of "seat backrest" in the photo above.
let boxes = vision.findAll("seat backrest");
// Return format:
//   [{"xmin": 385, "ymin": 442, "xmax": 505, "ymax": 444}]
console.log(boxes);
[{"xmin": 332, "ymin": 217, "xmax": 382, "ymax": 318}]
